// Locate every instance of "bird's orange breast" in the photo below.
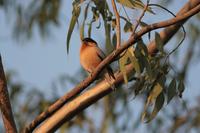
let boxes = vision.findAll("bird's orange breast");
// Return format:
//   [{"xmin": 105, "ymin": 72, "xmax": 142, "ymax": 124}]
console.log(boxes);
[{"xmin": 80, "ymin": 44, "xmax": 102, "ymax": 73}]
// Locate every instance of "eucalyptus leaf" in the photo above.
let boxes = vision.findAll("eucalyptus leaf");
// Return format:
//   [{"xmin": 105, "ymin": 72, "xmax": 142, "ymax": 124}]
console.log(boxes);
[
  {"xmin": 119, "ymin": 52, "xmax": 129, "ymax": 84},
  {"xmin": 178, "ymin": 80, "xmax": 185, "ymax": 98},
  {"xmin": 155, "ymin": 32, "xmax": 164, "ymax": 53},
  {"xmin": 124, "ymin": 21, "xmax": 133, "ymax": 32},
  {"xmin": 128, "ymin": 47, "xmax": 141, "ymax": 74},
  {"xmin": 66, "ymin": 6, "xmax": 81, "ymax": 53},
  {"xmin": 137, "ymin": 39, "xmax": 148, "ymax": 57},
  {"xmin": 142, "ymin": 83, "xmax": 163, "ymax": 122},
  {"xmin": 167, "ymin": 79, "xmax": 177, "ymax": 104},
  {"xmin": 146, "ymin": 92, "xmax": 165, "ymax": 123},
  {"xmin": 148, "ymin": 83, "xmax": 163, "ymax": 105},
  {"xmin": 117, "ymin": 0, "xmax": 154, "ymax": 13},
  {"xmin": 139, "ymin": 21, "xmax": 148, "ymax": 27}
]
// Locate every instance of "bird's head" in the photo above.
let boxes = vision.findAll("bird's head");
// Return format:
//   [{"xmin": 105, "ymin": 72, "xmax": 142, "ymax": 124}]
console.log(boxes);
[{"xmin": 81, "ymin": 37, "xmax": 97, "ymax": 47}]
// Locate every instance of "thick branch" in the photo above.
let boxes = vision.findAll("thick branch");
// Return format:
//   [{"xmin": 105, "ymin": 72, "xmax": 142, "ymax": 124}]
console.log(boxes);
[
  {"xmin": 0, "ymin": 55, "xmax": 17, "ymax": 133},
  {"xmin": 34, "ymin": 68, "xmax": 126, "ymax": 132},
  {"xmin": 33, "ymin": 1, "xmax": 200, "ymax": 132}
]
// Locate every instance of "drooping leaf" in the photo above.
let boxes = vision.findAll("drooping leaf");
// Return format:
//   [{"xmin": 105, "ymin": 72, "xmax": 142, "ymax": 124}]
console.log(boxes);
[
  {"xmin": 112, "ymin": 33, "xmax": 117, "ymax": 47},
  {"xmin": 80, "ymin": 2, "xmax": 90, "ymax": 39},
  {"xmin": 139, "ymin": 21, "xmax": 148, "ymax": 27},
  {"xmin": 146, "ymin": 92, "xmax": 165, "ymax": 123},
  {"xmin": 66, "ymin": 5, "xmax": 81, "ymax": 53},
  {"xmin": 167, "ymin": 79, "xmax": 177, "ymax": 104},
  {"xmin": 155, "ymin": 32, "xmax": 164, "ymax": 53},
  {"xmin": 143, "ymin": 56, "xmax": 152, "ymax": 78},
  {"xmin": 111, "ymin": 19, "xmax": 116, "ymax": 30},
  {"xmin": 134, "ymin": 49, "xmax": 144, "ymax": 73},
  {"xmin": 88, "ymin": 21, "xmax": 93, "ymax": 37},
  {"xmin": 134, "ymin": 40, "xmax": 149, "ymax": 73},
  {"xmin": 117, "ymin": 0, "xmax": 154, "ymax": 14},
  {"xmin": 128, "ymin": 47, "xmax": 140, "ymax": 74},
  {"xmin": 105, "ymin": 22, "xmax": 113, "ymax": 52},
  {"xmin": 137, "ymin": 39, "xmax": 148, "ymax": 57},
  {"xmin": 80, "ymin": 22, "xmax": 84, "ymax": 40},
  {"xmin": 124, "ymin": 21, "xmax": 133, "ymax": 32},
  {"xmin": 148, "ymin": 83, "xmax": 163, "ymax": 105},
  {"xmin": 119, "ymin": 51, "xmax": 129, "ymax": 84},
  {"xmin": 158, "ymin": 75, "xmax": 166, "ymax": 88},
  {"xmin": 134, "ymin": 77, "xmax": 145, "ymax": 96},
  {"xmin": 178, "ymin": 80, "xmax": 185, "ymax": 98},
  {"xmin": 119, "ymin": 47, "xmax": 141, "ymax": 84},
  {"xmin": 91, "ymin": 7, "xmax": 100, "ymax": 21},
  {"xmin": 142, "ymin": 83, "xmax": 163, "ymax": 122}
]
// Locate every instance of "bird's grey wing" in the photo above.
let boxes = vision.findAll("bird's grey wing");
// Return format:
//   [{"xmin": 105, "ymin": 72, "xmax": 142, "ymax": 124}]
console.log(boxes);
[{"xmin": 96, "ymin": 47, "xmax": 115, "ymax": 79}]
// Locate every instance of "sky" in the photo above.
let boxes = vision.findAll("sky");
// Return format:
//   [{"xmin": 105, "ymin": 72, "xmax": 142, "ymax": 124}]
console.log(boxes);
[
  {"xmin": 0, "ymin": 0, "xmax": 200, "ymax": 131},
  {"xmin": 0, "ymin": 0, "xmax": 81, "ymax": 91}
]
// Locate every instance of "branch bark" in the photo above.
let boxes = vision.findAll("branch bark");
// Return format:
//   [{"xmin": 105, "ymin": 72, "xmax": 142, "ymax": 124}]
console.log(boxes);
[
  {"xmin": 33, "ymin": 1, "xmax": 200, "ymax": 132},
  {"xmin": 0, "ymin": 55, "xmax": 17, "ymax": 133}
]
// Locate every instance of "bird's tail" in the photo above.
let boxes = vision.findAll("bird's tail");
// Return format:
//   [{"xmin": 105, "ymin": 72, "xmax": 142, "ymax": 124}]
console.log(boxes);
[
  {"xmin": 104, "ymin": 67, "xmax": 116, "ymax": 90},
  {"xmin": 107, "ymin": 66, "xmax": 115, "ymax": 79}
]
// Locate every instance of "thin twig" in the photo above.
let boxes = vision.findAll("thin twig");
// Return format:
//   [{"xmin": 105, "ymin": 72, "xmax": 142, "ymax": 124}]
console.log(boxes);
[
  {"xmin": 111, "ymin": 0, "xmax": 121, "ymax": 49},
  {"xmin": 133, "ymin": 0, "xmax": 150, "ymax": 34},
  {"xmin": 122, "ymin": 6, "xmax": 131, "ymax": 22}
]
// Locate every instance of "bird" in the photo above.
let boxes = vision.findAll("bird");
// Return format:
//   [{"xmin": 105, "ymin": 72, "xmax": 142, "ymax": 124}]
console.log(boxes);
[{"xmin": 80, "ymin": 37, "xmax": 115, "ymax": 87}]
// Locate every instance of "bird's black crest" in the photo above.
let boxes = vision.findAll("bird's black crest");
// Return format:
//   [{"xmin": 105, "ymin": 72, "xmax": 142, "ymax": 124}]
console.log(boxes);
[{"xmin": 82, "ymin": 37, "xmax": 97, "ymax": 44}]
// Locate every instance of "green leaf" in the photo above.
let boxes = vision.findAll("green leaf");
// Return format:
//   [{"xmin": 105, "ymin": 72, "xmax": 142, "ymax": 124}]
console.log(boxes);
[
  {"xmin": 91, "ymin": 7, "xmax": 99, "ymax": 21},
  {"xmin": 80, "ymin": 23, "xmax": 84, "ymax": 40},
  {"xmin": 119, "ymin": 52, "xmax": 129, "ymax": 84},
  {"xmin": 167, "ymin": 79, "xmax": 177, "ymax": 104},
  {"xmin": 143, "ymin": 56, "xmax": 152, "ymax": 78},
  {"xmin": 178, "ymin": 80, "xmax": 185, "ymax": 98},
  {"xmin": 117, "ymin": 0, "xmax": 154, "ymax": 14},
  {"xmin": 135, "ymin": 40, "xmax": 149, "ymax": 74},
  {"xmin": 158, "ymin": 75, "xmax": 166, "ymax": 88},
  {"xmin": 111, "ymin": 19, "xmax": 116, "ymax": 29},
  {"xmin": 124, "ymin": 21, "xmax": 133, "ymax": 32},
  {"xmin": 148, "ymin": 83, "xmax": 163, "ymax": 105},
  {"xmin": 66, "ymin": 6, "xmax": 81, "ymax": 53},
  {"xmin": 139, "ymin": 21, "xmax": 148, "ymax": 27},
  {"xmin": 105, "ymin": 23, "xmax": 113, "ymax": 53},
  {"xmin": 155, "ymin": 32, "xmax": 164, "ymax": 53},
  {"xmin": 80, "ymin": 2, "xmax": 90, "ymax": 39},
  {"xmin": 88, "ymin": 21, "xmax": 93, "ymax": 37},
  {"xmin": 119, "ymin": 47, "xmax": 141, "ymax": 83},
  {"xmin": 128, "ymin": 47, "xmax": 140, "ymax": 74},
  {"xmin": 146, "ymin": 92, "xmax": 165, "ymax": 123},
  {"xmin": 137, "ymin": 39, "xmax": 148, "ymax": 57},
  {"xmin": 112, "ymin": 33, "xmax": 117, "ymax": 47},
  {"xmin": 142, "ymin": 83, "xmax": 163, "ymax": 122},
  {"xmin": 134, "ymin": 49, "xmax": 145, "ymax": 73}
]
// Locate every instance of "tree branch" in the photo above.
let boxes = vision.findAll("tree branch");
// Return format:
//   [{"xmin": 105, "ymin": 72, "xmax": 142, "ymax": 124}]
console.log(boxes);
[
  {"xmin": 0, "ymin": 54, "xmax": 17, "ymax": 133},
  {"xmin": 33, "ymin": 1, "xmax": 200, "ymax": 132},
  {"xmin": 111, "ymin": 0, "xmax": 121, "ymax": 49},
  {"xmin": 133, "ymin": 0, "xmax": 149, "ymax": 34},
  {"xmin": 34, "ymin": 68, "xmax": 127, "ymax": 132}
]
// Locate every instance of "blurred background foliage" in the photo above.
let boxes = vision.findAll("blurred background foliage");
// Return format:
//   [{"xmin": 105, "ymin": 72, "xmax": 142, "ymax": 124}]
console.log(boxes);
[{"xmin": 0, "ymin": 0, "xmax": 200, "ymax": 132}]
